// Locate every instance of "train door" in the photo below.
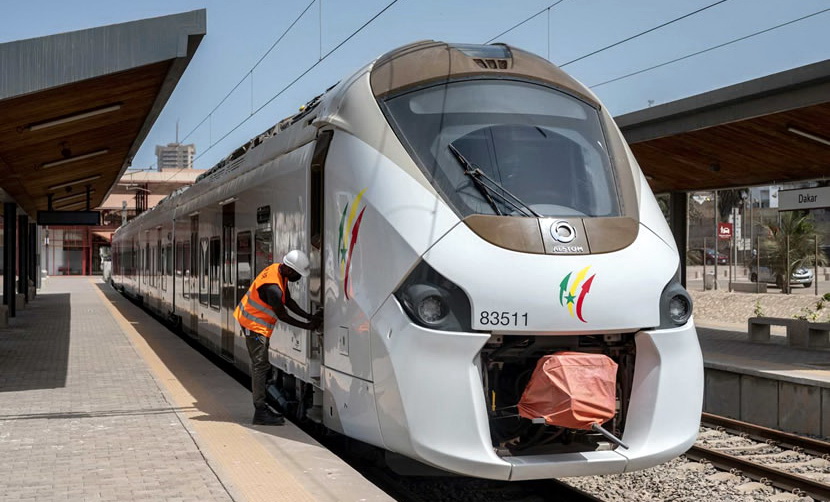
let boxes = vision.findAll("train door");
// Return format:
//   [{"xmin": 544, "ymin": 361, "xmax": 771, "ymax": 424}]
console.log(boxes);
[
  {"xmin": 188, "ymin": 214, "xmax": 199, "ymax": 336},
  {"xmin": 220, "ymin": 202, "xmax": 235, "ymax": 361},
  {"xmin": 309, "ymin": 130, "xmax": 333, "ymax": 375},
  {"xmin": 309, "ymin": 131, "xmax": 332, "ymax": 315}
]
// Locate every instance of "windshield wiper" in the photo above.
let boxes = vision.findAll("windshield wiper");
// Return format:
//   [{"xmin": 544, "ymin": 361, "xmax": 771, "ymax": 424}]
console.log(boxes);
[
  {"xmin": 448, "ymin": 144, "xmax": 541, "ymax": 218},
  {"xmin": 448, "ymin": 143, "xmax": 503, "ymax": 216}
]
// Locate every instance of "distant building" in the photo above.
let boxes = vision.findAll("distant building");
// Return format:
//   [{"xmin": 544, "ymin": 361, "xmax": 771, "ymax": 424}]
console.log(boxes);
[
  {"xmin": 44, "ymin": 168, "xmax": 201, "ymax": 276},
  {"xmin": 155, "ymin": 142, "xmax": 195, "ymax": 171}
]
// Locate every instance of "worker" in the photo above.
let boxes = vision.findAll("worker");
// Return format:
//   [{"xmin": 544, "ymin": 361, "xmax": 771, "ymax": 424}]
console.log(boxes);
[{"xmin": 234, "ymin": 249, "xmax": 322, "ymax": 425}]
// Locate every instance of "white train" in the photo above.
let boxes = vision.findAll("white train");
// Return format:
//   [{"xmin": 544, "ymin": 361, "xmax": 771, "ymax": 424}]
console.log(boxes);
[{"xmin": 112, "ymin": 41, "xmax": 703, "ymax": 480}]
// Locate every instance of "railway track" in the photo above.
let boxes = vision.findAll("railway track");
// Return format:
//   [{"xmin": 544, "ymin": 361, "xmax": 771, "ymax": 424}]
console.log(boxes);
[{"xmin": 688, "ymin": 413, "xmax": 830, "ymax": 500}]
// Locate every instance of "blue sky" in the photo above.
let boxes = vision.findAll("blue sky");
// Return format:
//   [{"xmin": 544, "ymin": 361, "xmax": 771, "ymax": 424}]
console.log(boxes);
[{"xmin": 3, "ymin": 0, "xmax": 829, "ymax": 172}]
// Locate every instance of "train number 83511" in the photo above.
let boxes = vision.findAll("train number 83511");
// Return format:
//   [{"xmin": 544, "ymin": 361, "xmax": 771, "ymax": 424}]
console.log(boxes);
[{"xmin": 478, "ymin": 311, "xmax": 528, "ymax": 327}]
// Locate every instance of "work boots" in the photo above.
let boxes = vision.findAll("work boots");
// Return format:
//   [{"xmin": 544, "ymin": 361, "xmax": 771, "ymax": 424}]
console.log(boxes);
[{"xmin": 252, "ymin": 406, "xmax": 285, "ymax": 426}]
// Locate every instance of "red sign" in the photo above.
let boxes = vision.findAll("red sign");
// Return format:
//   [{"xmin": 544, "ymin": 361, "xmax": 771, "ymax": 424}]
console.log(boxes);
[{"xmin": 718, "ymin": 222, "xmax": 733, "ymax": 240}]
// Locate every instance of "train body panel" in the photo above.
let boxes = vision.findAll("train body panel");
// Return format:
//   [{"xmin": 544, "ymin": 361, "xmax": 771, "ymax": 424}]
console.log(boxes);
[
  {"xmin": 421, "ymin": 219, "xmax": 677, "ymax": 333},
  {"xmin": 111, "ymin": 40, "xmax": 702, "ymax": 481},
  {"xmin": 322, "ymin": 131, "xmax": 460, "ymax": 381}
]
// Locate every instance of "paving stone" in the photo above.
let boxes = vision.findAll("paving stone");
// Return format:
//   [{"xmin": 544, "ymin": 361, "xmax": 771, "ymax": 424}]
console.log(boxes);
[{"xmin": 0, "ymin": 278, "xmax": 232, "ymax": 501}]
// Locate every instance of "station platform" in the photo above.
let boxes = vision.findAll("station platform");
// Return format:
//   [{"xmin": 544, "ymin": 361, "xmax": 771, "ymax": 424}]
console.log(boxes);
[
  {"xmin": 0, "ymin": 277, "xmax": 392, "ymax": 502},
  {"xmin": 696, "ymin": 319, "xmax": 830, "ymax": 438}
]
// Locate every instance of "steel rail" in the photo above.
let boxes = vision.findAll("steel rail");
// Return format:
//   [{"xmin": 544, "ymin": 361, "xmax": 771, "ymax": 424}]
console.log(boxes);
[
  {"xmin": 701, "ymin": 412, "xmax": 830, "ymax": 459},
  {"xmin": 686, "ymin": 445, "xmax": 830, "ymax": 500}
]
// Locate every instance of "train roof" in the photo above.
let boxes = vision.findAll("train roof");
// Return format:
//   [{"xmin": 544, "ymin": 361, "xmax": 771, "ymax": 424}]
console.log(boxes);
[{"xmin": 116, "ymin": 41, "xmax": 599, "ymax": 235}]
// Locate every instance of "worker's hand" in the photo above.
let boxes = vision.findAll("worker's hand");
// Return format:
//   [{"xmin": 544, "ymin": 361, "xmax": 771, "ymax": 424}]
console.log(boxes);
[
  {"xmin": 309, "ymin": 317, "xmax": 323, "ymax": 331},
  {"xmin": 312, "ymin": 308, "xmax": 324, "ymax": 321}
]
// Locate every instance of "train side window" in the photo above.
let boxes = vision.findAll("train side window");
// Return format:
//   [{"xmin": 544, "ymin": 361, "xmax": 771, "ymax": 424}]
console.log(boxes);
[
  {"xmin": 209, "ymin": 236, "xmax": 220, "ymax": 310},
  {"xmin": 161, "ymin": 244, "xmax": 167, "ymax": 291},
  {"xmin": 199, "ymin": 238, "xmax": 209, "ymax": 305},
  {"xmin": 254, "ymin": 230, "xmax": 272, "ymax": 277},
  {"xmin": 175, "ymin": 241, "xmax": 183, "ymax": 277},
  {"xmin": 236, "ymin": 231, "xmax": 252, "ymax": 304},
  {"xmin": 310, "ymin": 130, "xmax": 333, "ymax": 250},
  {"xmin": 183, "ymin": 242, "xmax": 191, "ymax": 276},
  {"xmin": 157, "ymin": 233, "xmax": 162, "ymax": 289}
]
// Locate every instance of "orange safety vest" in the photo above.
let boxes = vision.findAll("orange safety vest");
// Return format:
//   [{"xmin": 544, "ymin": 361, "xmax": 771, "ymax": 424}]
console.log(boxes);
[{"xmin": 234, "ymin": 263, "xmax": 287, "ymax": 338}]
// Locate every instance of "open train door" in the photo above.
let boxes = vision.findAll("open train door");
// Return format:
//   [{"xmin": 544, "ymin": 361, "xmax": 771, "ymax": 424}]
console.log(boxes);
[{"xmin": 308, "ymin": 130, "xmax": 334, "ymax": 377}]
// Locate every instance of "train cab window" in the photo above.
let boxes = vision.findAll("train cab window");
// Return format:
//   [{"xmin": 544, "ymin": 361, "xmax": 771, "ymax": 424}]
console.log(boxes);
[
  {"xmin": 254, "ymin": 230, "xmax": 272, "ymax": 277},
  {"xmin": 199, "ymin": 238, "xmax": 209, "ymax": 305},
  {"xmin": 209, "ymin": 236, "xmax": 220, "ymax": 309},
  {"xmin": 380, "ymin": 79, "xmax": 621, "ymax": 219}
]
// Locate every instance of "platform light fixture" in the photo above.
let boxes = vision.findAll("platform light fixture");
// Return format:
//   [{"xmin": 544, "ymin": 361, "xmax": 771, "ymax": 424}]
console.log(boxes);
[
  {"xmin": 53, "ymin": 199, "xmax": 88, "ymax": 210},
  {"xmin": 40, "ymin": 149, "xmax": 109, "ymax": 170},
  {"xmin": 24, "ymin": 103, "xmax": 122, "ymax": 132},
  {"xmin": 52, "ymin": 189, "xmax": 95, "ymax": 205},
  {"xmin": 787, "ymin": 126, "xmax": 830, "ymax": 148},
  {"xmin": 48, "ymin": 175, "xmax": 102, "ymax": 191}
]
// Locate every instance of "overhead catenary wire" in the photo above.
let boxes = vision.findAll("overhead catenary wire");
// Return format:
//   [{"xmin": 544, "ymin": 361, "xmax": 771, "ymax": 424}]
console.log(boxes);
[
  {"xmin": 180, "ymin": 0, "xmax": 317, "ymax": 145},
  {"xmin": 160, "ymin": 0, "xmax": 400, "ymax": 185},
  {"xmin": 559, "ymin": 0, "xmax": 728, "ymax": 67},
  {"xmin": 589, "ymin": 7, "xmax": 830, "ymax": 89},
  {"xmin": 484, "ymin": 0, "xmax": 569, "ymax": 45}
]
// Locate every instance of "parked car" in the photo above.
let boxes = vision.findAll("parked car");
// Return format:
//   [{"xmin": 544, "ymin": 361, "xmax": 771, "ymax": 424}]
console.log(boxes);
[
  {"xmin": 689, "ymin": 248, "xmax": 728, "ymax": 265},
  {"xmin": 749, "ymin": 265, "xmax": 814, "ymax": 288}
]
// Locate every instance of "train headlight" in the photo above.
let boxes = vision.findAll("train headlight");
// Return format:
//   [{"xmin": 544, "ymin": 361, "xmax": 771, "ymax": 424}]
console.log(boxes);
[
  {"xmin": 407, "ymin": 285, "xmax": 449, "ymax": 326},
  {"xmin": 394, "ymin": 260, "xmax": 472, "ymax": 331},
  {"xmin": 669, "ymin": 295, "xmax": 691, "ymax": 324},
  {"xmin": 658, "ymin": 275, "xmax": 693, "ymax": 328}
]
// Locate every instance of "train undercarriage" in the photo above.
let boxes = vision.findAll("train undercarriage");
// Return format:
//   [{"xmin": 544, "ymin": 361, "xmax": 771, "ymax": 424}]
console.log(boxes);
[{"xmin": 482, "ymin": 333, "xmax": 636, "ymax": 457}]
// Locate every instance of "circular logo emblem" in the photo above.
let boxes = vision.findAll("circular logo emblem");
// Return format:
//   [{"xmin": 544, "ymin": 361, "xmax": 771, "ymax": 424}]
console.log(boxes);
[{"xmin": 550, "ymin": 221, "xmax": 576, "ymax": 243}]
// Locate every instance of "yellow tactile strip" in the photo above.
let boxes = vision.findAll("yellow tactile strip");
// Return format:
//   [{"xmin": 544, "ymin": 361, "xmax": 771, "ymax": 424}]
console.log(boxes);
[{"xmin": 92, "ymin": 279, "xmax": 317, "ymax": 502}]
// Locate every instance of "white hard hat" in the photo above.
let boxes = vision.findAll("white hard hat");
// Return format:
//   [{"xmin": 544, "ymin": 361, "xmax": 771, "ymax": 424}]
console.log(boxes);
[{"xmin": 283, "ymin": 250, "xmax": 310, "ymax": 278}]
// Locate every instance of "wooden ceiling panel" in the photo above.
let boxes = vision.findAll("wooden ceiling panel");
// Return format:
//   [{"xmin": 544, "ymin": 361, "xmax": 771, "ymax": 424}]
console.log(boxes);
[
  {"xmin": 631, "ymin": 102, "xmax": 830, "ymax": 193},
  {"xmin": 0, "ymin": 61, "xmax": 172, "ymax": 214}
]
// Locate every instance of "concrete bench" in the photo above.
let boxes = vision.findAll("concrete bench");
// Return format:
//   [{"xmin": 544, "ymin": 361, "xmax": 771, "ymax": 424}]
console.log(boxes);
[
  {"xmin": 748, "ymin": 317, "xmax": 793, "ymax": 343},
  {"xmin": 748, "ymin": 317, "xmax": 829, "ymax": 348},
  {"xmin": 732, "ymin": 282, "xmax": 767, "ymax": 293},
  {"xmin": 804, "ymin": 322, "xmax": 830, "ymax": 348}
]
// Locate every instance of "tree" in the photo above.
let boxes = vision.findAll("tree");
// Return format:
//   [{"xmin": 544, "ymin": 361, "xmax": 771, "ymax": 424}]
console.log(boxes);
[{"xmin": 760, "ymin": 211, "xmax": 824, "ymax": 294}]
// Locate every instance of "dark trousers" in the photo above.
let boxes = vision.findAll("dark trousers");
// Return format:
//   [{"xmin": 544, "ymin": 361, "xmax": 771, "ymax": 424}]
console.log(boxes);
[{"xmin": 244, "ymin": 329, "xmax": 270, "ymax": 410}]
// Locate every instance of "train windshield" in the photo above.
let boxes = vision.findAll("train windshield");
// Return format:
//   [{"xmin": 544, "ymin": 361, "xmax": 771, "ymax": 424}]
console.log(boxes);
[{"xmin": 381, "ymin": 79, "xmax": 621, "ymax": 218}]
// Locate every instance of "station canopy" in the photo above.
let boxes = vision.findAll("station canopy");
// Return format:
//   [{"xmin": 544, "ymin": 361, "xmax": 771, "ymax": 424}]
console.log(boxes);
[
  {"xmin": 0, "ymin": 10, "xmax": 205, "ymax": 217},
  {"xmin": 616, "ymin": 59, "xmax": 830, "ymax": 194}
]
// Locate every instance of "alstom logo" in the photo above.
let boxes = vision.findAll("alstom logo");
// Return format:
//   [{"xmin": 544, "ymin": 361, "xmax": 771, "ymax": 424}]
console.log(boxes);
[{"xmin": 558, "ymin": 266, "xmax": 596, "ymax": 323}]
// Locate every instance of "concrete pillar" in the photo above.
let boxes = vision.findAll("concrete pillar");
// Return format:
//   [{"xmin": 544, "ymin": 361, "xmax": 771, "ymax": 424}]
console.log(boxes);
[
  {"xmin": 18, "ymin": 214, "xmax": 28, "ymax": 302},
  {"xmin": 3, "ymin": 203, "xmax": 16, "ymax": 317},
  {"xmin": 670, "ymin": 192, "xmax": 688, "ymax": 287},
  {"xmin": 28, "ymin": 223, "xmax": 37, "ymax": 291}
]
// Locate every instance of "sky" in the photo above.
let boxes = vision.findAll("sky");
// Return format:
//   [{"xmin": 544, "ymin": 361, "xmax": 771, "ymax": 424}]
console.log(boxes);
[{"xmin": 2, "ymin": 0, "xmax": 829, "ymax": 173}]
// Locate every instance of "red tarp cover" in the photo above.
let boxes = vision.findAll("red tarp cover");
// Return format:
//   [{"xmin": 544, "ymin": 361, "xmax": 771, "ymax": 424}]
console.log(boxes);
[{"xmin": 518, "ymin": 352, "xmax": 618, "ymax": 430}]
